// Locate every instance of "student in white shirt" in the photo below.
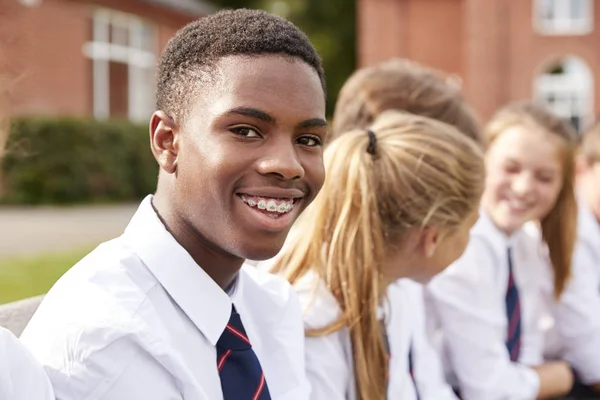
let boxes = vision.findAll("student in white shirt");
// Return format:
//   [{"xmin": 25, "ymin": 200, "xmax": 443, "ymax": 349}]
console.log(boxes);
[
  {"xmin": 271, "ymin": 111, "xmax": 484, "ymax": 400},
  {"xmin": 549, "ymin": 120, "xmax": 600, "ymax": 396},
  {"xmin": 20, "ymin": 9, "xmax": 329, "ymax": 400},
  {"xmin": 428, "ymin": 101, "xmax": 578, "ymax": 400},
  {"xmin": 574, "ymin": 122, "xmax": 600, "ymax": 290},
  {"xmin": 0, "ymin": 326, "xmax": 54, "ymax": 400}
]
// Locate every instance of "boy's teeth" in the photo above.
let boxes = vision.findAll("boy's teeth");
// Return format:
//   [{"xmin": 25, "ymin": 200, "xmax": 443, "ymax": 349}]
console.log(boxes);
[
  {"xmin": 266, "ymin": 200, "xmax": 278, "ymax": 212},
  {"xmin": 240, "ymin": 195, "xmax": 294, "ymax": 214}
]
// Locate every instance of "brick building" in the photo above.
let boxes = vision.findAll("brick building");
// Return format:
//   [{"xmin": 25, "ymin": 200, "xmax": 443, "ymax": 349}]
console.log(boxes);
[
  {"xmin": 358, "ymin": 0, "xmax": 598, "ymax": 130},
  {"xmin": 0, "ymin": 0, "xmax": 214, "ymax": 123}
]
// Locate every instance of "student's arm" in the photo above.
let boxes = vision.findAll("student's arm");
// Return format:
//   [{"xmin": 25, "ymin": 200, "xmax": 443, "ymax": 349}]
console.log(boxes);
[
  {"xmin": 532, "ymin": 361, "xmax": 573, "ymax": 399},
  {"xmin": 427, "ymin": 239, "xmax": 543, "ymax": 400},
  {"xmin": 551, "ymin": 242, "xmax": 600, "ymax": 389}
]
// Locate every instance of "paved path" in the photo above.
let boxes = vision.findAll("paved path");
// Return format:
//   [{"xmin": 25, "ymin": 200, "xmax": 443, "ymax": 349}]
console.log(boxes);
[{"xmin": 0, "ymin": 203, "xmax": 138, "ymax": 258}]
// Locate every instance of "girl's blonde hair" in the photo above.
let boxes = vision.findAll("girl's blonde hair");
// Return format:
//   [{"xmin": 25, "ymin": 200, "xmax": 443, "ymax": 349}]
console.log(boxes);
[
  {"xmin": 331, "ymin": 58, "xmax": 482, "ymax": 144},
  {"xmin": 485, "ymin": 101, "xmax": 578, "ymax": 298},
  {"xmin": 272, "ymin": 111, "xmax": 485, "ymax": 400}
]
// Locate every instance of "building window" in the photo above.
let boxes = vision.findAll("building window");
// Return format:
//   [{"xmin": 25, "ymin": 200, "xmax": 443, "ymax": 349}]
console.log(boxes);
[
  {"xmin": 534, "ymin": 0, "xmax": 593, "ymax": 35},
  {"xmin": 82, "ymin": 9, "xmax": 156, "ymax": 122},
  {"xmin": 534, "ymin": 56, "xmax": 594, "ymax": 133}
]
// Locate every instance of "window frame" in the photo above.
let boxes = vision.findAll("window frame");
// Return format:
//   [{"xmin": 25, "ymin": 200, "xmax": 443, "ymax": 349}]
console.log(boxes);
[{"xmin": 533, "ymin": 0, "xmax": 593, "ymax": 36}]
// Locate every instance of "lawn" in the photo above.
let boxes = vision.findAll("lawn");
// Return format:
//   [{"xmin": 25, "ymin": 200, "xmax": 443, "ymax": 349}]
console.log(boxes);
[{"xmin": 0, "ymin": 247, "xmax": 92, "ymax": 305}]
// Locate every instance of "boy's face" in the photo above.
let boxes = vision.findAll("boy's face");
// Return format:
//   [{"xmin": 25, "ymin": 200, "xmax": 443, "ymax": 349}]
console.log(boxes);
[{"xmin": 165, "ymin": 55, "xmax": 327, "ymax": 261}]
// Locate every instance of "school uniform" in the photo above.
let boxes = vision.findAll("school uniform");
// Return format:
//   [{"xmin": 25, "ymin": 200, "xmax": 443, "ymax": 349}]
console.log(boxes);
[
  {"xmin": 297, "ymin": 272, "xmax": 457, "ymax": 400},
  {"xmin": 536, "ymin": 201, "xmax": 600, "ymax": 387},
  {"xmin": 0, "ymin": 326, "xmax": 54, "ymax": 400},
  {"xmin": 20, "ymin": 195, "xmax": 309, "ymax": 400},
  {"xmin": 573, "ymin": 200, "xmax": 600, "ymax": 292},
  {"xmin": 426, "ymin": 211, "xmax": 545, "ymax": 400}
]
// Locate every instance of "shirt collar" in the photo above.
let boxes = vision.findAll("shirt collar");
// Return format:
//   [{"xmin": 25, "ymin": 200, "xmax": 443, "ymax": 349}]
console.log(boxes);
[{"xmin": 122, "ymin": 195, "xmax": 231, "ymax": 346}]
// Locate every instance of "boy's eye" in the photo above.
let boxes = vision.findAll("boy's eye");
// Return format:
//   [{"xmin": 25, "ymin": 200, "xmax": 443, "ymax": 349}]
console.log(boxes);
[
  {"xmin": 297, "ymin": 135, "xmax": 322, "ymax": 147},
  {"xmin": 231, "ymin": 127, "xmax": 261, "ymax": 138}
]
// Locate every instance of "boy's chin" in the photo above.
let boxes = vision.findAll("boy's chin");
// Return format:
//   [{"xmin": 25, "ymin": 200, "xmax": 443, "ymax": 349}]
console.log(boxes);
[{"xmin": 237, "ymin": 241, "xmax": 286, "ymax": 262}]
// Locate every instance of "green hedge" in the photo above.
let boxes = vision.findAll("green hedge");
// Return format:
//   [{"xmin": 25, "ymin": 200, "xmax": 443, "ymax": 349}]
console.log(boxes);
[{"xmin": 1, "ymin": 117, "xmax": 158, "ymax": 204}]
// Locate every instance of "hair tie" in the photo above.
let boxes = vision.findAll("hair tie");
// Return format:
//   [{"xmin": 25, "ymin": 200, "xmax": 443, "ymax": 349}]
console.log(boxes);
[{"xmin": 366, "ymin": 129, "xmax": 377, "ymax": 155}]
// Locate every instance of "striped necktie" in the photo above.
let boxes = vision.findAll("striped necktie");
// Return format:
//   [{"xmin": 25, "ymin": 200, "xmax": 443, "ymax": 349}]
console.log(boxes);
[
  {"xmin": 505, "ymin": 247, "xmax": 522, "ymax": 362},
  {"xmin": 216, "ymin": 305, "xmax": 271, "ymax": 400}
]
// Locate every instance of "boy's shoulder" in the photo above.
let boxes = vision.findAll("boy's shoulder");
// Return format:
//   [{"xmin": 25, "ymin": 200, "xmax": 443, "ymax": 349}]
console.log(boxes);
[
  {"xmin": 21, "ymin": 236, "xmax": 161, "ymax": 358},
  {"xmin": 19, "ymin": 238, "xmax": 178, "ymax": 399}
]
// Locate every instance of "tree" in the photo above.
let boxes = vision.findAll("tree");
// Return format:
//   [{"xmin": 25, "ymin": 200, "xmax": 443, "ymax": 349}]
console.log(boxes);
[{"xmin": 199, "ymin": 0, "xmax": 356, "ymax": 117}]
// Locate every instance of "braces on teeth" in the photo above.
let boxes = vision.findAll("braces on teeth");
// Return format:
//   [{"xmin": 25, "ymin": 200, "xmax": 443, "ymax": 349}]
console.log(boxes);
[{"xmin": 240, "ymin": 195, "xmax": 294, "ymax": 213}]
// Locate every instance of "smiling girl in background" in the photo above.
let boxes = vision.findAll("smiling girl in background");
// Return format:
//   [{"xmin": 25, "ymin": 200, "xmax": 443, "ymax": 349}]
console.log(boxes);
[{"xmin": 427, "ymin": 101, "xmax": 580, "ymax": 399}]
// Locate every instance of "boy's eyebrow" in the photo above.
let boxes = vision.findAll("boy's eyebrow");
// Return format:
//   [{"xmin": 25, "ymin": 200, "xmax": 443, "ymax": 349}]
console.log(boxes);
[
  {"xmin": 226, "ymin": 107, "xmax": 275, "ymax": 124},
  {"xmin": 224, "ymin": 107, "xmax": 328, "ymax": 129},
  {"xmin": 297, "ymin": 118, "xmax": 328, "ymax": 129}
]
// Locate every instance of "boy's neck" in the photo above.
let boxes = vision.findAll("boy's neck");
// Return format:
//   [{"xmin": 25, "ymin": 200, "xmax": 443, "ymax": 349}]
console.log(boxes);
[{"xmin": 151, "ymin": 194, "xmax": 244, "ymax": 291}]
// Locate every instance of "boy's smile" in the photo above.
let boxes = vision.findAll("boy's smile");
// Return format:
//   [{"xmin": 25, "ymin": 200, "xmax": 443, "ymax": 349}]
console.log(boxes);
[{"xmin": 151, "ymin": 54, "xmax": 327, "ymax": 278}]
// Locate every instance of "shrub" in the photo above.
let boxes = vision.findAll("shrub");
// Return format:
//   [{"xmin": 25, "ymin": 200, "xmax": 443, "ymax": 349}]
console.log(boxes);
[{"xmin": 1, "ymin": 117, "xmax": 157, "ymax": 204}]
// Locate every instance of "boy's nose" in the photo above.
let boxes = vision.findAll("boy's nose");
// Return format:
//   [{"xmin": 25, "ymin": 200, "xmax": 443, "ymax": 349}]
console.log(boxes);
[{"xmin": 256, "ymin": 142, "xmax": 305, "ymax": 181}]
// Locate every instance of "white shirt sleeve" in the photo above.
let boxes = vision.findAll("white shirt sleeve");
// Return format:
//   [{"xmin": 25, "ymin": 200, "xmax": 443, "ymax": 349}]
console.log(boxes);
[
  {"xmin": 22, "ymin": 319, "xmax": 193, "ymax": 400},
  {"xmin": 427, "ymin": 239, "xmax": 540, "ymax": 400},
  {"xmin": 304, "ymin": 330, "xmax": 353, "ymax": 400},
  {"xmin": 296, "ymin": 276, "xmax": 354, "ymax": 400},
  {"xmin": 551, "ymin": 242, "xmax": 600, "ymax": 385},
  {"xmin": 0, "ymin": 327, "xmax": 54, "ymax": 400},
  {"xmin": 408, "ymin": 286, "xmax": 458, "ymax": 400}
]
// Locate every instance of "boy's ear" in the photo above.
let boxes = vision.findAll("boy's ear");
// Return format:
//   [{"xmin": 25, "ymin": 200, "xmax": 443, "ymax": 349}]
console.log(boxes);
[{"xmin": 150, "ymin": 111, "xmax": 179, "ymax": 174}]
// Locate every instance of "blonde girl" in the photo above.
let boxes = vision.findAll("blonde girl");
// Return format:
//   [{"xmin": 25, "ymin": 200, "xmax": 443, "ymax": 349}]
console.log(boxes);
[
  {"xmin": 428, "ymin": 101, "xmax": 583, "ymax": 399},
  {"xmin": 272, "ymin": 111, "xmax": 484, "ymax": 400}
]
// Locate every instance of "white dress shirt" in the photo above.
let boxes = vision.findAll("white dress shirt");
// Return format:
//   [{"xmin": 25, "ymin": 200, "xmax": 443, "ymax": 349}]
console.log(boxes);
[
  {"xmin": 0, "ymin": 326, "xmax": 54, "ymax": 400},
  {"xmin": 537, "ymin": 201, "xmax": 600, "ymax": 385},
  {"xmin": 20, "ymin": 195, "xmax": 309, "ymax": 400},
  {"xmin": 297, "ymin": 272, "xmax": 457, "ymax": 400},
  {"xmin": 427, "ymin": 211, "xmax": 542, "ymax": 400}
]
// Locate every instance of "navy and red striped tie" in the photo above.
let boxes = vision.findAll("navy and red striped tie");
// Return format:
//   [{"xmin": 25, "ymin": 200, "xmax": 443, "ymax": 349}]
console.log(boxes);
[
  {"xmin": 505, "ymin": 247, "xmax": 522, "ymax": 362},
  {"xmin": 216, "ymin": 305, "xmax": 271, "ymax": 400}
]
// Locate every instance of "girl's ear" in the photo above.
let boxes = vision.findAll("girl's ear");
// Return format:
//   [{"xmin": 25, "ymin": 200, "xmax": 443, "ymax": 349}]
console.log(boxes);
[{"xmin": 420, "ymin": 226, "xmax": 441, "ymax": 258}]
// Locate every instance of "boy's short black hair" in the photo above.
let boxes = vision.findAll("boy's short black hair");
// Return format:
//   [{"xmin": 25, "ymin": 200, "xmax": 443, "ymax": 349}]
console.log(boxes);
[{"xmin": 156, "ymin": 8, "xmax": 325, "ymax": 120}]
